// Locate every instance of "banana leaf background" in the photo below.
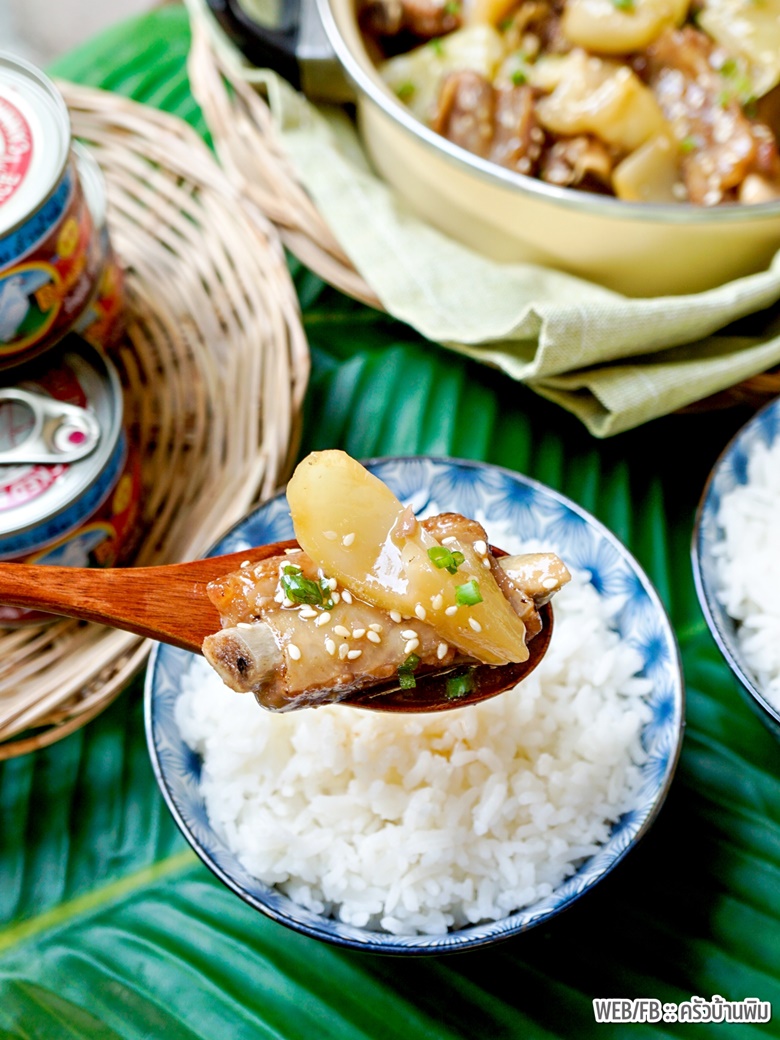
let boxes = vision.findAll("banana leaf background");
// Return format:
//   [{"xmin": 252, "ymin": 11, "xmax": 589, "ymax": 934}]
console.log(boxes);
[{"xmin": 1, "ymin": 7, "xmax": 779, "ymax": 1037}]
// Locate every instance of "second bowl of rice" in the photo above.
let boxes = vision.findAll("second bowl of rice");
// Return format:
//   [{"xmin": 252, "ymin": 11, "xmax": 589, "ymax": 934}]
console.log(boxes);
[
  {"xmin": 145, "ymin": 457, "xmax": 685, "ymax": 953},
  {"xmin": 693, "ymin": 399, "xmax": 780, "ymax": 741}
]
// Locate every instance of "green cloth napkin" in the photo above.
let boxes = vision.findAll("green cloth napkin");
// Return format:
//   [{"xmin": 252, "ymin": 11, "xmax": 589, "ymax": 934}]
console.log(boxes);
[{"xmin": 188, "ymin": 0, "xmax": 780, "ymax": 436}]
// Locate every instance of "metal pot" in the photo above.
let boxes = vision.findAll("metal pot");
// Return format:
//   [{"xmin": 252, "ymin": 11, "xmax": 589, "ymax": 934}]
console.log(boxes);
[{"xmin": 207, "ymin": 0, "xmax": 780, "ymax": 297}]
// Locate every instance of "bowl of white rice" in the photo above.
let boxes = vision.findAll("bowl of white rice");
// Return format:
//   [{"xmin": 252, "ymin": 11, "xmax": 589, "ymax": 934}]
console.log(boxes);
[
  {"xmin": 692, "ymin": 399, "xmax": 780, "ymax": 740},
  {"xmin": 145, "ymin": 457, "xmax": 684, "ymax": 953}
]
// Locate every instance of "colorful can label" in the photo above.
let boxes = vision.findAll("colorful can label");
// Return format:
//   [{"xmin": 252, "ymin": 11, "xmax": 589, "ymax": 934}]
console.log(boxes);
[
  {"xmin": 0, "ymin": 161, "xmax": 103, "ymax": 366},
  {"xmin": 75, "ymin": 212, "xmax": 126, "ymax": 353}
]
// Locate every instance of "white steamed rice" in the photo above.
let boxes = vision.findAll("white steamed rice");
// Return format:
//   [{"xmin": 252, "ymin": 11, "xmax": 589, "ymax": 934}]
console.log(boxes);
[
  {"xmin": 712, "ymin": 437, "xmax": 780, "ymax": 712},
  {"xmin": 176, "ymin": 560, "xmax": 652, "ymax": 937}
]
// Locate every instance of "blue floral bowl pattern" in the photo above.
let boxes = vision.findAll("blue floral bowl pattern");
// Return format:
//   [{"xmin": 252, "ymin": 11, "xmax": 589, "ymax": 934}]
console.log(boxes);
[
  {"xmin": 145, "ymin": 456, "xmax": 685, "ymax": 954},
  {"xmin": 692, "ymin": 400, "xmax": 780, "ymax": 740}
]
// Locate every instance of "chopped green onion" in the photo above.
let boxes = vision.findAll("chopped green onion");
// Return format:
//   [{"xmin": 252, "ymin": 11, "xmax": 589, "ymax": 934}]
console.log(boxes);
[
  {"xmin": 446, "ymin": 669, "xmax": 475, "ymax": 699},
  {"xmin": 444, "ymin": 0, "xmax": 460, "ymax": 14},
  {"xmin": 428, "ymin": 38, "xmax": 444, "ymax": 55},
  {"xmin": 398, "ymin": 653, "xmax": 421, "ymax": 689},
  {"xmin": 511, "ymin": 68, "xmax": 528, "ymax": 86},
  {"xmin": 319, "ymin": 579, "xmax": 335, "ymax": 610},
  {"xmin": 281, "ymin": 568, "xmax": 325, "ymax": 606},
  {"xmin": 455, "ymin": 579, "xmax": 483, "ymax": 606},
  {"xmin": 396, "ymin": 82, "xmax": 416, "ymax": 101},
  {"xmin": 720, "ymin": 57, "xmax": 738, "ymax": 77},
  {"xmin": 427, "ymin": 545, "xmax": 465, "ymax": 574},
  {"xmin": 679, "ymin": 135, "xmax": 697, "ymax": 154},
  {"xmin": 279, "ymin": 566, "xmax": 334, "ymax": 608},
  {"xmin": 611, "ymin": 0, "xmax": 635, "ymax": 10}
]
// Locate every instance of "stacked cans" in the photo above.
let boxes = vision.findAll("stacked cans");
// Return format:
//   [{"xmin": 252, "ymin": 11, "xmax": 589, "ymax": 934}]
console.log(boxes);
[{"xmin": 0, "ymin": 54, "xmax": 139, "ymax": 623}]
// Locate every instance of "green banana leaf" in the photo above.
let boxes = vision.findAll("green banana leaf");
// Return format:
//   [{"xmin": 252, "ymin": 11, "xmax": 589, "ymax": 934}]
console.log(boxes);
[{"xmin": 0, "ymin": 8, "xmax": 778, "ymax": 1038}]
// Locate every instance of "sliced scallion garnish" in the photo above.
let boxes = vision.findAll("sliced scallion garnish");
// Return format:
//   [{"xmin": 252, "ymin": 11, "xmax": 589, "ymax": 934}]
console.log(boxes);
[
  {"xmin": 281, "ymin": 568, "xmax": 325, "ymax": 606},
  {"xmin": 455, "ymin": 579, "xmax": 482, "ymax": 606},
  {"xmin": 427, "ymin": 546, "xmax": 465, "ymax": 574},
  {"xmin": 398, "ymin": 653, "xmax": 421, "ymax": 689},
  {"xmin": 446, "ymin": 669, "xmax": 475, "ymax": 699}
]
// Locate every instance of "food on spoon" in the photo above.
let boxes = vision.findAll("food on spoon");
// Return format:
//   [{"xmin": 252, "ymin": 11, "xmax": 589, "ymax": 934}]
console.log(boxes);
[
  {"xmin": 202, "ymin": 451, "xmax": 570, "ymax": 711},
  {"xmin": 369, "ymin": 0, "xmax": 780, "ymax": 205}
]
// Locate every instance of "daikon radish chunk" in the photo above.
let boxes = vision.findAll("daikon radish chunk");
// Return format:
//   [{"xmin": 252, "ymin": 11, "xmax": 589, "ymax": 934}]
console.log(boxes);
[
  {"xmin": 562, "ymin": 0, "xmax": 689, "ymax": 56},
  {"xmin": 612, "ymin": 133, "xmax": 681, "ymax": 201},
  {"xmin": 534, "ymin": 50, "xmax": 670, "ymax": 154},
  {"xmin": 698, "ymin": 0, "xmax": 780, "ymax": 98},
  {"xmin": 286, "ymin": 451, "xmax": 530, "ymax": 664}
]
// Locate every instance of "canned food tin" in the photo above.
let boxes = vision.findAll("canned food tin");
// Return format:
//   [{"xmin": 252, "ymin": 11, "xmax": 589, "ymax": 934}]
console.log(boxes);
[
  {"xmin": 0, "ymin": 334, "xmax": 142, "ymax": 625},
  {"xmin": 74, "ymin": 145, "xmax": 126, "ymax": 352},
  {"xmin": 0, "ymin": 55, "xmax": 103, "ymax": 367}
]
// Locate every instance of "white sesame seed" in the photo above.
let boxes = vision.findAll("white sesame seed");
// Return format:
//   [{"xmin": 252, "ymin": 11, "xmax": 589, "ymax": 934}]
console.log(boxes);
[
  {"xmin": 315, "ymin": 612, "xmax": 331, "ymax": 627},
  {"xmin": 341, "ymin": 589, "xmax": 353, "ymax": 604},
  {"xmin": 483, "ymin": 557, "xmax": 491, "ymax": 569},
  {"xmin": 237, "ymin": 622, "xmax": 253, "ymax": 629},
  {"xmin": 334, "ymin": 625, "xmax": 350, "ymax": 638},
  {"xmin": 274, "ymin": 591, "xmax": 284, "ymax": 604},
  {"xmin": 323, "ymin": 531, "xmax": 338, "ymax": 540},
  {"xmin": 389, "ymin": 610, "xmax": 402, "ymax": 624},
  {"xmin": 240, "ymin": 560, "xmax": 251, "ymax": 568},
  {"xmin": 282, "ymin": 596, "xmax": 294, "ymax": 608},
  {"xmin": 325, "ymin": 638, "xmax": 336, "ymax": 656},
  {"xmin": 445, "ymin": 605, "xmax": 458, "ymax": 616},
  {"xmin": 474, "ymin": 539, "xmax": 487, "ymax": 556},
  {"xmin": 327, "ymin": 577, "xmax": 338, "ymax": 590},
  {"xmin": 342, "ymin": 532, "xmax": 356, "ymax": 547},
  {"xmin": 469, "ymin": 617, "xmax": 482, "ymax": 632},
  {"xmin": 347, "ymin": 649, "xmax": 362, "ymax": 661},
  {"xmin": 352, "ymin": 628, "xmax": 366, "ymax": 639},
  {"xmin": 367, "ymin": 631, "xmax": 381, "ymax": 644},
  {"xmin": 542, "ymin": 577, "xmax": 558, "ymax": 589},
  {"xmin": 431, "ymin": 594, "xmax": 443, "ymax": 611},
  {"xmin": 369, "ymin": 623, "xmax": 382, "ymax": 633},
  {"xmin": 437, "ymin": 642, "xmax": 448, "ymax": 659},
  {"xmin": 442, "ymin": 536, "xmax": 457, "ymax": 545},
  {"xmin": 284, "ymin": 547, "xmax": 302, "ymax": 554},
  {"xmin": 404, "ymin": 638, "xmax": 420, "ymax": 655},
  {"xmin": 331, "ymin": 592, "xmax": 341, "ymax": 605},
  {"xmin": 415, "ymin": 603, "xmax": 427, "ymax": 621},
  {"xmin": 299, "ymin": 606, "xmax": 317, "ymax": 619},
  {"xmin": 338, "ymin": 642, "xmax": 349, "ymax": 660},
  {"xmin": 401, "ymin": 629, "xmax": 418, "ymax": 639},
  {"xmin": 288, "ymin": 643, "xmax": 302, "ymax": 660}
]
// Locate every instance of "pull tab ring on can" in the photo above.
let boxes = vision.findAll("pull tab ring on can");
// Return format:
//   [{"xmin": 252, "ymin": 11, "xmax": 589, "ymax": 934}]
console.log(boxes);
[{"xmin": 0, "ymin": 386, "xmax": 101, "ymax": 464}]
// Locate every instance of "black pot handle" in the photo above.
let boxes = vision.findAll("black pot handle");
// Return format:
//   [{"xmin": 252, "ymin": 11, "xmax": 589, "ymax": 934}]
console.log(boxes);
[{"xmin": 204, "ymin": 0, "xmax": 354, "ymax": 101}]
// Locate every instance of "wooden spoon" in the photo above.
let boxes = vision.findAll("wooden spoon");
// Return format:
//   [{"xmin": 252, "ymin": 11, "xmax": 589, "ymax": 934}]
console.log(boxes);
[{"xmin": 0, "ymin": 539, "xmax": 552, "ymax": 713}]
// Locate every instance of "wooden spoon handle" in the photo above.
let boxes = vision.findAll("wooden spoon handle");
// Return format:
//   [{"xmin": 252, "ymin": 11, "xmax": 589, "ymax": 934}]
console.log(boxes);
[
  {"xmin": 0, "ymin": 562, "xmax": 208, "ymax": 650},
  {"xmin": 0, "ymin": 541, "xmax": 297, "ymax": 653}
]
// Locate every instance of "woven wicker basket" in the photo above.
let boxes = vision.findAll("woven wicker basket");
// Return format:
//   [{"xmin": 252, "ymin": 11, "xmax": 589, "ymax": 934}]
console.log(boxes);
[
  {"xmin": 185, "ymin": 10, "xmax": 780, "ymax": 411},
  {"xmin": 0, "ymin": 82, "xmax": 309, "ymax": 759}
]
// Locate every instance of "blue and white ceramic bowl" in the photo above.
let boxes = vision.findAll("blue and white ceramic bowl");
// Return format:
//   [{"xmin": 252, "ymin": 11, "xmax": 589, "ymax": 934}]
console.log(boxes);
[
  {"xmin": 692, "ymin": 399, "xmax": 780, "ymax": 740},
  {"xmin": 145, "ymin": 456, "xmax": 685, "ymax": 954}
]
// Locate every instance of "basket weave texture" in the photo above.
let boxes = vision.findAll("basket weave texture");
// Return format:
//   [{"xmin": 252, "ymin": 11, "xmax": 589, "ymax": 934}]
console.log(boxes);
[
  {"xmin": 186, "ymin": 12, "xmax": 780, "ymax": 412},
  {"xmin": 0, "ymin": 82, "xmax": 310, "ymax": 759}
]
